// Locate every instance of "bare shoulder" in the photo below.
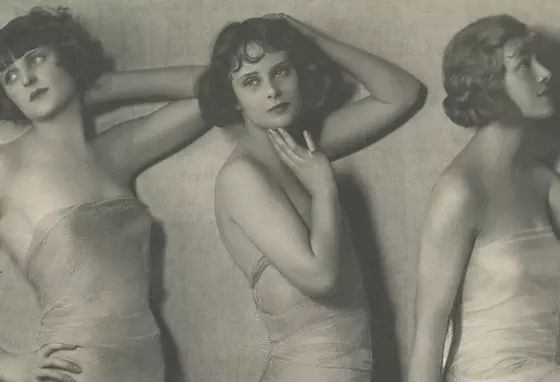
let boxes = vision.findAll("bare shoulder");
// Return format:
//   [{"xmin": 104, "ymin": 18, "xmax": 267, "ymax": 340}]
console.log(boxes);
[
  {"xmin": 216, "ymin": 157, "xmax": 262, "ymax": 193},
  {"xmin": 427, "ymin": 161, "xmax": 481, "ymax": 230},
  {"xmin": 215, "ymin": 156, "xmax": 271, "ymax": 215}
]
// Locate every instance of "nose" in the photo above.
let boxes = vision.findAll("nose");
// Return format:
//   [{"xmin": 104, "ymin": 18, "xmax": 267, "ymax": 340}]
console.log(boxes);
[
  {"xmin": 265, "ymin": 79, "xmax": 281, "ymax": 99},
  {"xmin": 20, "ymin": 67, "xmax": 37, "ymax": 87},
  {"xmin": 534, "ymin": 58, "xmax": 552, "ymax": 85}
]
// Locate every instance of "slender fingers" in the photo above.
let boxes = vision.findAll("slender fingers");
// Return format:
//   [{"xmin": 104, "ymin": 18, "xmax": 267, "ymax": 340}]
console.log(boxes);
[
  {"xmin": 41, "ymin": 357, "xmax": 82, "ymax": 374},
  {"xmin": 303, "ymin": 130, "xmax": 316, "ymax": 153},
  {"xmin": 40, "ymin": 343, "xmax": 78, "ymax": 358},
  {"xmin": 35, "ymin": 369, "xmax": 76, "ymax": 382},
  {"xmin": 276, "ymin": 128, "xmax": 311, "ymax": 158},
  {"xmin": 270, "ymin": 134, "xmax": 300, "ymax": 171},
  {"xmin": 275, "ymin": 128, "xmax": 298, "ymax": 151},
  {"xmin": 269, "ymin": 129, "xmax": 305, "ymax": 163}
]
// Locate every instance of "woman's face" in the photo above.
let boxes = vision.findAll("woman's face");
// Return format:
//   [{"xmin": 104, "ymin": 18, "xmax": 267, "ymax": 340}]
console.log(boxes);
[
  {"xmin": 1, "ymin": 45, "xmax": 77, "ymax": 121},
  {"xmin": 502, "ymin": 38, "xmax": 554, "ymax": 120},
  {"xmin": 230, "ymin": 43, "xmax": 303, "ymax": 130}
]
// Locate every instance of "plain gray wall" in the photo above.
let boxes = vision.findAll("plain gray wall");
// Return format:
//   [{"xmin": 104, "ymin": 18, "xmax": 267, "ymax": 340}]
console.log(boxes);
[{"xmin": 0, "ymin": 1, "xmax": 557, "ymax": 381}]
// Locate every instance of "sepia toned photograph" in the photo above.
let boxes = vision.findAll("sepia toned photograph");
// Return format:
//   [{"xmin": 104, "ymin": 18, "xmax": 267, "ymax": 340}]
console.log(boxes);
[{"xmin": 0, "ymin": 1, "xmax": 559, "ymax": 381}]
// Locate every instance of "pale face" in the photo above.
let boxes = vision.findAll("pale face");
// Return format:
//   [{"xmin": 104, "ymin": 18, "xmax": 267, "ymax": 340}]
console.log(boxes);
[
  {"xmin": 502, "ymin": 38, "xmax": 554, "ymax": 120},
  {"xmin": 230, "ymin": 44, "xmax": 303, "ymax": 130},
  {"xmin": 1, "ymin": 45, "xmax": 77, "ymax": 121}
]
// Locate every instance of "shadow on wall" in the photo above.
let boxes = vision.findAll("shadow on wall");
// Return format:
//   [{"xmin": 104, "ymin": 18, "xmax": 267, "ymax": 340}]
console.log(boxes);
[
  {"xmin": 149, "ymin": 221, "xmax": 189, "ymax": 382},
  {"xmin": 337, "ymin": 85, "xmax": 427, "ymax": 382},
  {"xmin": 338, "ymin": 173, "xmax": 402, "ymax": 382}
]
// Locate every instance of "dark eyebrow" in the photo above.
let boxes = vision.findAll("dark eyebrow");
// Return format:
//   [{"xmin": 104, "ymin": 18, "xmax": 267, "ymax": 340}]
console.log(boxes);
[
  {"xmin": 236, "ymin": 60, "xmax": 291, "ymax": 81},
  {"xmin": 0, "ymin": 47, "xmax": 47, "ymax": 75},
  {"xmin": 506, "ymin": 49, "xmax": 526, "ymax": 60},
  {"xmin": 509, "ymin": 42, "xmax": 535, "ymax": 60},
  {"xmin": 238, "ymin": 71, "xmax": 259, "ymax": 81},
  {"xmin": 3, "ymin": 48, "xmax": 43, "ymax": 68},
  {"xmin": 272, "ymin": 61, "xmax": 290, "ymax": 70},
  {"xmin": 23, "ymin": 48, "xmax": 44, "ymax": 58}
]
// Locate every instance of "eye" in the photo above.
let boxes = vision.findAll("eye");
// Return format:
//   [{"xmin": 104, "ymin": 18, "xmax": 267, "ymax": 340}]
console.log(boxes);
[
  {"xmin": 243, "ymin": 77, "xmax": 260, "ymax": 87},
  {"xmin": 273, "ymin": 66, "xmax": 291, "ymax": 78},
  {"xmin": 28, "ymin": 53, "xmax": 46, "ymax": 65},
  {"xmin": 515, "ymin": 55, "xmax": 532, "ymax": 70},
  {"xmin": 3, "ymin": 70, "xmax": 18, "ymax": 85}
]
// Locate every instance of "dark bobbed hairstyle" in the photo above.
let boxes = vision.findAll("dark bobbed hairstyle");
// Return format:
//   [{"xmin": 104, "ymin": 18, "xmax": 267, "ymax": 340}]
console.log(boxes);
[
  {"xmin": 0, "ymin": 6, "xmax": 113, "ymax": 122},
  {"xmin": 442, "ymin": 14, "xmax": 539, "ymax": 128},
  {"xmin": 196, "ymin": 17, "xmax": 350, "ymax": 128}
]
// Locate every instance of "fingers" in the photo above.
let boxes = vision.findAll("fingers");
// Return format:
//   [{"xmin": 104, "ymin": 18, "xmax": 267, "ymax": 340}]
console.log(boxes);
[
  {"xmin": 269, "ymin": 131, "xmax": 302, "ymax": 169},
  {"xmin": 41, "ymin": 357, "xmax": 82, "ymax": 374},
  {"xmin": 303, "ymin": 130, "xmax": 316, "ymax": 153},
  {"xmin": 35, "ymin": 368, "xmax": 76, "ymax": 381},
  {"xmin": 275, "ymin": 128, "xmax": 298, "ymax": 151},
  {"xmin": 268, "ymin": 129, "xmax": 305, "ymax": 163},
  {"xmin": 276, "ymin": 128, "xmax": 310, "ymax": 158},
  {"xmin": 270, "ymin": 139, "xmax": 293, "ymax": 167},
  {"xmin": 40, "ymin": 343, "xmax": 78, "ymax": 358}
]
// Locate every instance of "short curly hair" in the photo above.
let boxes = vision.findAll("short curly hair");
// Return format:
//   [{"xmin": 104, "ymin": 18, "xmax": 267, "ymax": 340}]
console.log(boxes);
[
  {"xmin": 196, "ymin": 17, "xmax": 348, "ymax": 128},
  {"xmin": 442, "ymin": 14, "xmax": 539, "ymax": 128},
  {"xmin": 0, "ymin": 6, "xmax": 113, "ymax": 122}
]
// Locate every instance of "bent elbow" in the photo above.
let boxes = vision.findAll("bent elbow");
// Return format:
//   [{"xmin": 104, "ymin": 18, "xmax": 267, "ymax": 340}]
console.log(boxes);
[
  {"xmin": 397, "ymin": 81, "xmax": 426, "ymax": 114},
  {"xmin": 302, "ymin": 270, "xmax": 338, "ymax": 298}
]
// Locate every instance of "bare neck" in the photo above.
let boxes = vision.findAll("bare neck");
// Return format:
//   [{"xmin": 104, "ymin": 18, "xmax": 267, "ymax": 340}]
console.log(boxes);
[
  {"xmin": 476, "ymin": 120, "xmax": 551, "ymax": 168},
  {"xmin": 31, "ymin": 96, "xmax": 88, "ymax": 151},
  {"xmin": 239, "ymin": 122, "xmax": 285, "ymax": 173}
]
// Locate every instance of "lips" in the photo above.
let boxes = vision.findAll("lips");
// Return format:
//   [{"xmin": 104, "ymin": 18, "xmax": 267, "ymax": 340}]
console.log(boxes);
[
  {"xmin": 537, "ymin": 87, "xmax": 551, "ymax": 97},
  {"xmin": 30, "ymin": 88, "xmax": 48, "ymax": 101},
  {"xmin": 268, "ymin": 102, "xmax": 290, "ymax": 113}
]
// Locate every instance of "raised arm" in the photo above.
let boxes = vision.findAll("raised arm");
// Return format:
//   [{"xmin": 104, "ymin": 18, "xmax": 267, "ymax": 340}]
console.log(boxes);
[
  {"xmin": 408, "ymin": 173, "xmax": 478, "ymax": 382},
  {"xmin": 87, "ymin": 66, "xmax": 209, "ymax": 182},
  {"xmin": 282, "ymin": 14, "xmax": 423, "ymax": 160},
  {"xmin": 217, "ymin": 135, "xmax": 342, "ymax": 297},
  {"xmin": 85, "ymin": 66, "xmax": 204, "ymax": 106}
]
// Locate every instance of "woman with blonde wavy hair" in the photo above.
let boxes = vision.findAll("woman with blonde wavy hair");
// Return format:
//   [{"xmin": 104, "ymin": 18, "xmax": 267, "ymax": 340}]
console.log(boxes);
[{"xmin": 409, "ymin": 14, "xmax": 560, "ymax": 382}]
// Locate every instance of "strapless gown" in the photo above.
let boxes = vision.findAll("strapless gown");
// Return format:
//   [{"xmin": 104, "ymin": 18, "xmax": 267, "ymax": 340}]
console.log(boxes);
[
  {"xmin": 249, "ymin": 217, "xmax": 373, "ymax": 382},
  {"xmin": 23, "ymin": 197, "xmax": 164, "ymax": 381},
  {"xmin": 445, "ymin": 227, "xmax": 560, "ymax": 381}
]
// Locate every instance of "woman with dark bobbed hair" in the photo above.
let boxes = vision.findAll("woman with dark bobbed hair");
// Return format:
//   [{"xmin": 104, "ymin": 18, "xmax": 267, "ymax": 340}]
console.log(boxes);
[
  {"xmin": 0, "ymin": 7, "xmax": 209, "ymax": 382},
  {"xmin": 409, "ymin": 14, "xmax": 560, "ymax": 382},
  {"xmin": 199, "ymin": 13, "xmax": 422, "ymax": 381}
]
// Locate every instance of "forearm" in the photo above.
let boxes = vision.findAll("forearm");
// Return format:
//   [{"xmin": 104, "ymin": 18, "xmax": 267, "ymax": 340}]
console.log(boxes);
[
  {"xmin": 86, "ymin": 65, "xmax": 206, "ymax": 106},
  {"xmin": 286, "ymin": 16, "xmax": 420, "ymax": 105},
  {"xmin": 408, "ymin": 342, "xmax": 445, "ymax": 382},
  {"xmin": 308, "ymin": 186, "xmax": 343, "ymax": 289},
  {"xmin": 408, "ymin": 317, "xmax": 448, "ymax": 382}
]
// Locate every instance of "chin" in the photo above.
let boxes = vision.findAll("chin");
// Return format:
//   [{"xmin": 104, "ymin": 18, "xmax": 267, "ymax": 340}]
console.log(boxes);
[
  {"xmin": 523, "ymin": 106, "xmax": 555, "ymax": 120},
  {"xmin": 268, "ymin": 115, "xmax": 298, "ymax": 129}
]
